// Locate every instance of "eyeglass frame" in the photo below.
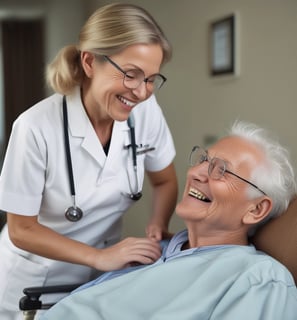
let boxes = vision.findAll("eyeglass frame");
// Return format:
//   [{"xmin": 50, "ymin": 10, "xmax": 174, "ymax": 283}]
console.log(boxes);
[
  {"xmin": 189, "ymin": 145, "xmax": 267, "ymax": 196},
  {"xmin": 102, "ymin": 55, "xmax": 167, "ymax": 91}
]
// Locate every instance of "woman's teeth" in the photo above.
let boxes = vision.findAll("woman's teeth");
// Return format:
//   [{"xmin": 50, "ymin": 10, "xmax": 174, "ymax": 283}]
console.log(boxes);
[
  {"xmin": 188, "ymin": 187, "xmax": 211, "ymax": 202},
  {"xmin": 118, "ymin": 96, "xmax": 136, "ymax": 108}
]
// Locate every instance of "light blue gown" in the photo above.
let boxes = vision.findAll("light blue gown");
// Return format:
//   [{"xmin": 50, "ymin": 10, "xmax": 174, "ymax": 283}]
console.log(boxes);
[{"xmin": 41, "ymin": 230, "xmax": 297, "ymax": 320}]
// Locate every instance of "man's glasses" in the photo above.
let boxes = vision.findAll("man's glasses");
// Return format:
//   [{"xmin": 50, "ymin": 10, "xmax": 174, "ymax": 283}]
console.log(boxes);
[
  {"xmin": 103, "ymin": 55, "xmax": 167, "ymax": 92},
  {"xmin": 189, "ymin": 145, "xmax": 267, "ymax": 196}
]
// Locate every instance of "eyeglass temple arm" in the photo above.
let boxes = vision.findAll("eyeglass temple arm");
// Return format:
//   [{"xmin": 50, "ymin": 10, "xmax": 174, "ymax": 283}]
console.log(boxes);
[
  {"xmin": 225, "ymin": 170, "xmax": 267, "ymax": 195},
  {"xmin": 103, "ymin": 55, "xmax": 125, "ymax": 75}
]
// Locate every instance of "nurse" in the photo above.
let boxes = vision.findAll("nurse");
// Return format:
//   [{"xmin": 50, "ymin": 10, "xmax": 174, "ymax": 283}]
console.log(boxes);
[{"xmin": 0, "ymin": 3, "xmax": 178, "ymax": 319}]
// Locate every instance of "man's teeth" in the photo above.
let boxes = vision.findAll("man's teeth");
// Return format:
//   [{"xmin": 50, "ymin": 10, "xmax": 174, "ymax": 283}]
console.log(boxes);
[
  {"xmin": 118, "ymin": 96, "xmax": 136, "ymax": 107},
  {"xmin": 188, "ymin": 187, "xmax": 211, "ymax": 202}
]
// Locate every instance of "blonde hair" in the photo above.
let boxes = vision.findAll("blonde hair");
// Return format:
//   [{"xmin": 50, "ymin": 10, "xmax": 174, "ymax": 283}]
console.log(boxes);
[{"xmin": 46, "ymin": 3, "xmax": 172, "ymax": 95}]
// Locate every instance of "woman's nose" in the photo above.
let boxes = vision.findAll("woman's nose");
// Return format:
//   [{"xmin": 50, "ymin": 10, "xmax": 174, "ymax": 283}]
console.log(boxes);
[{"xmin": 131, "ymin": 82, "xmax": 149, "ymax": 100}]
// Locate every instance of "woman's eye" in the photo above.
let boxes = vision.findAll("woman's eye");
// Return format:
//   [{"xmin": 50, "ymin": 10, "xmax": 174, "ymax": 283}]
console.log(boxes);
[{"xmin": 125, "ymin": 70, "xmax": 141, "ymax": 80}]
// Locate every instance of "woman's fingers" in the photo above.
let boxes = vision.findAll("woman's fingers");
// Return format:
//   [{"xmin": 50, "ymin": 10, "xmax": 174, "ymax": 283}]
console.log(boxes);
[{"xmin": 95, "ymin": 237, "xmax": 162, "ymax": 271}]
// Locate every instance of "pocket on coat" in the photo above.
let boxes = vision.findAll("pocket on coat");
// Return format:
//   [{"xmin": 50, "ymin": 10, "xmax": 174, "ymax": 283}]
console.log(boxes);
[{"xmin": 0, "ymin": 248, "xmax": 49, "ymax": 311}]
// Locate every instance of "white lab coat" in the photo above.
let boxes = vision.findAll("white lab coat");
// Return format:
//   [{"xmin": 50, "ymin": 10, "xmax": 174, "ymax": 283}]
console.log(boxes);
[{"xmin": 0, "ymin": 87, "xmax": 175, "ymax": 314}]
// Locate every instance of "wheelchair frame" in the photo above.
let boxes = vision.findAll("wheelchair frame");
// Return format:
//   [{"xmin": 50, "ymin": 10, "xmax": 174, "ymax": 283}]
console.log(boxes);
[{"xmin": 20, "ymin": 283, "xmax": 82, "ymax": 320}]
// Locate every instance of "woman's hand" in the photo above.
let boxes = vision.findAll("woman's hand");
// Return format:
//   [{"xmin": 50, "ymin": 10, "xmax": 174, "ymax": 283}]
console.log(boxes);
[
  {"xmin": 7, "ymin": 213, "xmax": 162, "ymax": 273},
  {"xmin": 93, "ymin": 237, "xmax": 161, "ymax": 271},
  {"xmin": 145, "ymin": 224, "xmax": 173, "ymax": 241},
  {"xmin": 146, "ymin": 163, "xmax": 178, "ymax": 241}
]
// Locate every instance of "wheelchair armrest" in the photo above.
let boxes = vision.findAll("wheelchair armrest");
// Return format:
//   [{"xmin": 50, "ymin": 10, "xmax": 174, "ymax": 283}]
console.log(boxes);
[{"xmin": 19, "ymin": 283, "xmax": 82, "ymax": 311}]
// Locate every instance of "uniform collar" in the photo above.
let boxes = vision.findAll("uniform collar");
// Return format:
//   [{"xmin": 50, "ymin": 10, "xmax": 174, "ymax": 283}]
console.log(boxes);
[
  {"xmin": 66, "ymin": 87, "xmax": 129, "ymax": 138},
  {"xmin": 64, "ymin": 87, "xmax": 130, "ymax": 168}
]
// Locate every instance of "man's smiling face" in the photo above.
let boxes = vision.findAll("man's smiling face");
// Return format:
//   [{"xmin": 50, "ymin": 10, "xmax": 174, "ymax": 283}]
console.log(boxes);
[{"xmin": 176, "ymin": 136, "xmax": 265, "ymax": 234}]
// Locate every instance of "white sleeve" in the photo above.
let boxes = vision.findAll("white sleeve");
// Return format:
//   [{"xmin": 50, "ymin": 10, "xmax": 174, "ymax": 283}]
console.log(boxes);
[{"xmin": 0, "ymin": 116, "xmax": 46, "ymax": 215}]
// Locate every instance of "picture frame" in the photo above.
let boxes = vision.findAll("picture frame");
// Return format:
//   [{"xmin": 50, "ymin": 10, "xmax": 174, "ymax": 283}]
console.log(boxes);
[{"xmin": 210, "ymin": 14, "xmax": 236, "ymax": 76}]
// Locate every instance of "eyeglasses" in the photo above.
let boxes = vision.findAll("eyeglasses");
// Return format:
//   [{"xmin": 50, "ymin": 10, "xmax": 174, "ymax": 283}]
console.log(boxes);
[
  {"xmin": 189, "ymin": 145, "xmax": 267, "ymax": 196},
  {"xmin": 103, "ymin": 55, "xmax": 167, "ymax": 92}
]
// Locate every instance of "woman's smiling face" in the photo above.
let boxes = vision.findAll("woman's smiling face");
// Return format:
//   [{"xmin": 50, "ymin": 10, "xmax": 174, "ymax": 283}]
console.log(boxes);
[
  {"xmin": 176, "ymin": 136, "xmax": 265, "ymax": 233},
  {"xmin": 81, "ymin": 43, "xmax": 164, "ymax": 122}
]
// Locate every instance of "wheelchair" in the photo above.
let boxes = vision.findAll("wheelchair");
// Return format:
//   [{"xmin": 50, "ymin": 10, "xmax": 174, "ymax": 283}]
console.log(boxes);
[
  {"xmin": 19, "ymin": 283, "xmax": 82, "ymax": 320},
  {"xmin": 19, "ymin": 196, "xmax": 297, "ymax": 319}
]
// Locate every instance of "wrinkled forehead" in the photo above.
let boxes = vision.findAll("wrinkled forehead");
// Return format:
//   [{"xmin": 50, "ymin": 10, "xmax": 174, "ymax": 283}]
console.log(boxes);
[{"xmin": 208, "ymin": 136, "xmax": 265, "ymax": 172}]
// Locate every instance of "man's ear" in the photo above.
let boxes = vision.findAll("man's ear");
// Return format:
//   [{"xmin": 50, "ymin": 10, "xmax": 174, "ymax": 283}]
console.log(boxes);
[
  {"xmin": 242, "ymin": 197, "xmax": 273, "ymax": 225},
  {"xmin": 81, "ymin": 51, "xmax": 95, "ymax": 78}
]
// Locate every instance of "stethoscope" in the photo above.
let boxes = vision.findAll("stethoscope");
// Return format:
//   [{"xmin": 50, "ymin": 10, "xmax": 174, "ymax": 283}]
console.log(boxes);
[
  {"xmin": 124, "ymin": 113, "xmax": 143, "ymax": 201},
  {"xmin": 63, "ymin": 96, "xmax": 143, "ymax": 222}
]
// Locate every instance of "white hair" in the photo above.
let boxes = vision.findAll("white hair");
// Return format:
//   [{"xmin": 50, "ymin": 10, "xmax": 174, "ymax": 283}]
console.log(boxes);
[{"xmin": 229, "ymin": 120, "xmax": 297, "ymax": 222}]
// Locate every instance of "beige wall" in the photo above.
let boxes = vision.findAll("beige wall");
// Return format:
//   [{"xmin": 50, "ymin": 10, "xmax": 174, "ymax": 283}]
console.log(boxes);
[
  {"xmin": 86, "ymin": 0, "xmax": 297, "ymax": 237},
  {"xmin": 2, "ymin": 0, "xmax": 297, "ymax": 238}
]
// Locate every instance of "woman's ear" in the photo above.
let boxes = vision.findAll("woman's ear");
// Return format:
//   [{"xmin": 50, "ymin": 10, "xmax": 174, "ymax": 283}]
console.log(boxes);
[
  {"xmin": 81, "ymin": 51, "xmax": 95, "ymax": 78},
  {"xmin": 243, "ymin": 197, "xmax": 273, "ymax": 225}
]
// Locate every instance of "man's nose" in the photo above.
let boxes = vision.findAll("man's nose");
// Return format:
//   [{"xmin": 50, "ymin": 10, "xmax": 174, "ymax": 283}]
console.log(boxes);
[{"xmin": 189, "ymin": 161, "xmax": 209, "ymax": 182}]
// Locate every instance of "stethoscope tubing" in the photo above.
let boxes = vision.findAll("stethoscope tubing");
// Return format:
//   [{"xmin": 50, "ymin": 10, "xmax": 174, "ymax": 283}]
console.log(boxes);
[
  {"xmin": 63, "ymin": 96, "xmax": 84, "ymax": 222},
  {"xmin": 62, "ymin": 95, "xmax": 142, "ymax": 222},
  {"xmin": 63, "ymin": 96, "xmax": 76, "ymax": 197}
]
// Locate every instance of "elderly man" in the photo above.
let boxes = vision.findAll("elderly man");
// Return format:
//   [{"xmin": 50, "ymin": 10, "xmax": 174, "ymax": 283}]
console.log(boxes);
[{"xmin": 42, "ymin": 121, "xmax": 297, "ymax": 320}]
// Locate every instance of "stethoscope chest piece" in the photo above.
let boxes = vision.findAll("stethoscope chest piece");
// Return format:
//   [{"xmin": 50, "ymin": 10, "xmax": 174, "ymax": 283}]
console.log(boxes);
[
  {"xmin": 65, "ymin": 206, "xmax": 83, "ymax": 222},
  {"xmin": 128, "ymin": 191, "xmax": 142, "ymax": 201}
]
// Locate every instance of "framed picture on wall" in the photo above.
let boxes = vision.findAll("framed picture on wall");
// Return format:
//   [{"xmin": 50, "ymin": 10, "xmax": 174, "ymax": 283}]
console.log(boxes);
[{"xmin": 210, "ymin": 14, "xmax": 236, "ymax": 76}]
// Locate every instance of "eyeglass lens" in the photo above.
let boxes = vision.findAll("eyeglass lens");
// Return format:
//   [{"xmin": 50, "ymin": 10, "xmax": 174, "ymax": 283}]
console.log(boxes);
[
  {"xmin": 103, "ymin": 55, "xmax": 165, "ymax": 92},
  {"xmin": 189, "ymin": 146, "xmax": 266, "ymax": 195},
  {"xmin": 124, "ymin": 70, "xmax": 165, "ymax": 91},
  {"xmin": 189, "ymin": 146, "xmax": 226, "ymax": 180},
  {"xmin": 208, "ymin": 158, "xmax": 226, "ymax": 179},
  {"xmin": 189, "ymin": 146, "xmax": 208, "ymax": 166}
]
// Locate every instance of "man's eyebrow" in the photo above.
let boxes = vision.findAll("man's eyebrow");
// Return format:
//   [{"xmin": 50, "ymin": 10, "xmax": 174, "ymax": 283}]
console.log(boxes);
[{"xmin": 208, "ymin": 150, "xmax": 233, "ymax": 167}]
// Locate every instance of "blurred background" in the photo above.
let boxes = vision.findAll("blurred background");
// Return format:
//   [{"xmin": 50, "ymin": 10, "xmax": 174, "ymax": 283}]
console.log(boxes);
[{"xmin": 0, "ymin": 0, "xmax": 296, "ymax": 235}]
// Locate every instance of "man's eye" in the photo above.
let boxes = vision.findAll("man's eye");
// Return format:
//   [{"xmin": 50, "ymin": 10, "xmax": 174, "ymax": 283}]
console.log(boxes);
[{"xmin": 217, "ymin": 166, "xmax": 225, "ymax": 175}]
